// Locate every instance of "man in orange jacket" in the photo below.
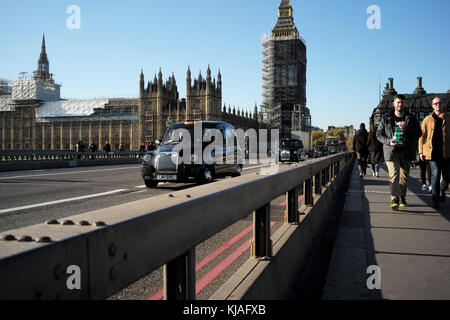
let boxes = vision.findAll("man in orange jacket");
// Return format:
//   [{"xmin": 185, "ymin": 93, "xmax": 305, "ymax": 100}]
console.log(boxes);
[{"xmin": 419, "ymin": 97, "xmax": 449, "ymax": 207}]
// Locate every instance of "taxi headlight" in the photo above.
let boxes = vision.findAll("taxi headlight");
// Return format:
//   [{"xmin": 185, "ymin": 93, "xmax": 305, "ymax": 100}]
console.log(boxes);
[
  {"xmin": 171, "ymin": 152, "xmax": 180, "ymax": 165},
  {"xmin": 143, "ymin": 154, "xmax": 152, "ymax": 163}
]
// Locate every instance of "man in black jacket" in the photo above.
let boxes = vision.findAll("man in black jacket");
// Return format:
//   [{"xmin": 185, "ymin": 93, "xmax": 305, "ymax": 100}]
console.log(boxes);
[
  {"xmin": 353, "ymin": 123, "xmax": 369, "ymax": 177},
  {"xmin": 103, "ymin": 141, "xmax": 111, "ymax": 153},
  {"xmin": 376, "ymin": 94, "xmax": 422, "ymax": 211}
]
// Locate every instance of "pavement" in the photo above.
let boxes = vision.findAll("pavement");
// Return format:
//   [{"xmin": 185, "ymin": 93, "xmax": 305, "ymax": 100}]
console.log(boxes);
[{"xmin": 322, "ymin": 161, "xmax": 450, "ymax": 300}]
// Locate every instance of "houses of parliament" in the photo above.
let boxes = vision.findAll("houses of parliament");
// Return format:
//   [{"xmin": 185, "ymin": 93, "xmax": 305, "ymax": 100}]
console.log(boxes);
[{"xmin": 0, "ymin": 36, "xmax": 264, "ymax": 151}]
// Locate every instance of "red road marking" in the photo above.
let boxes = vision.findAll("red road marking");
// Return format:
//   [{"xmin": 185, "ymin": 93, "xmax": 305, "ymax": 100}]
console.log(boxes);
[
  {"xmin": 195, "ymin": 225, "xmax": 253, "ymax": 271},
  {"xmin": 195, "ymin": 236, "xmax": 252, "ymax": 294},
  {"xmin": 147, "ymin": 287, "xmax": 163, "ymax": 300},
  {"xmin": 195, "ymin": 221, "xmax": 276, "ymax": 295},
  {"xmin": 147, "ymin": 221, "xmax": 276, "ymax": 300}
]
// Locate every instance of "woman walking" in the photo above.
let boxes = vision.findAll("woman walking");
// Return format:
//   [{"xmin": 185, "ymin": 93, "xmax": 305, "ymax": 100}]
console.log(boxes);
[{"xmin": 368, "ymin": 125, "xmax": 384, "ymax": 177}]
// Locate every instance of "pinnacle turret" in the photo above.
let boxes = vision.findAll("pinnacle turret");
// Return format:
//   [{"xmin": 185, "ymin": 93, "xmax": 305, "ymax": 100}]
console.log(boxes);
[{"xmin": 34, "ymin": 33, "xmax": 52, "ymax": 81}]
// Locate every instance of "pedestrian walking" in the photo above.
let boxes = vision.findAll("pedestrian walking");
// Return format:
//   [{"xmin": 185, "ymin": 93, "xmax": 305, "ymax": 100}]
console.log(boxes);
[
  {"xmin": 376, "ymin": 94, "xmax": 422, "ymax": 211},
  {"xmin": 367, "ymin": 125, "xmax": 384, "ymax": 177},
  {"xmin": 353, "ymin": 123, "xmax": 369, "ymax": 177},
  {"xmin": 418, "ymin": 96, "xmax": 450, "ymax": 208},
  {"xmin": 89, "ymin": 140, "xmax": 98, "ymax": 160},
  {"xmin": 89, "ymin": 140, "xmax": 97, "ymax": 152},
  {"xmin": 103, "ymin": 141, "xmax": 111, "ymax": 153},
  {"xmin": 76, "ymin": 140, "xmax": 85, "ymax": 160},
  {"xmin": 76, "ymin": 140, "xmax": 85, "ymax": 152},
  {"xmin": 103, "ymin": 140, "xmax": 111, "ymax": 159},
  {"xmin": 418, "ymin": 157, "xmax": 432, "ymax": 192}
]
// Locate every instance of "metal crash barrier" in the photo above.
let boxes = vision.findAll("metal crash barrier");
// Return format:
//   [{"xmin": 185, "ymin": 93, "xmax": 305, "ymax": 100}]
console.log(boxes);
[
  {"xmin": 0, "ymin": 150, "xmax": 140, "ymax": 171},
  {"xmin": 0, "ymin": 152, "xmax": 353, "ymax": 299}
]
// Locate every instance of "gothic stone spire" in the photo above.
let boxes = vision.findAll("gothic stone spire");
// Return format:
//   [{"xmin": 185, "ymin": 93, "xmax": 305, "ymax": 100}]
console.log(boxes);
[{"xmin": 34, "ymin": 34, "xmax": 51, "ymax": 81}]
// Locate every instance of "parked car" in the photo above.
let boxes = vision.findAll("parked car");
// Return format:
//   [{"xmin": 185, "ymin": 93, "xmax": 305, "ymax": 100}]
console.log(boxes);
[
  {"xmin": 140, "ymin": 121, "xmax": 243, "ymax": 188},
  {"xmin": 279, "ymin": 138, "xmax": 304, "ymax": 162}
]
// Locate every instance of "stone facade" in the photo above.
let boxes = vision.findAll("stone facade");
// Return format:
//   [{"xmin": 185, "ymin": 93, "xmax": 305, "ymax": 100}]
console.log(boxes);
[{"xmin": 138, "ymin": 66, "xmax": 264, "ymax": 144}]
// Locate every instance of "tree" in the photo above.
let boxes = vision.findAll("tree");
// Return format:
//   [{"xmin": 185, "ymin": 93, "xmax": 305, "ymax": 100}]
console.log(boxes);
[
  {"xmin": 327, "ymin": 128, "xmax": 346, "ymax": 141},
  {"xmin": 312, "ymin": 130, "xmax": 326, "ymax": 148}
]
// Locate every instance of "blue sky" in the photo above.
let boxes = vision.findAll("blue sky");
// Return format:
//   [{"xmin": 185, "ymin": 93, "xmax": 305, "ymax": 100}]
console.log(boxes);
[{"xmin": 1, "ymin": 0, "xmax": 449, "ymax": 130}]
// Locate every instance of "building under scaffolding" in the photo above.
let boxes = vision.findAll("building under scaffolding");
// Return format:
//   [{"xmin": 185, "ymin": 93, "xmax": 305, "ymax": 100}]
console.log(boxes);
[
  {"xmin": 261, "ymin": 0, "xmax": 311, "ymax": 140},
  {"xmin": 0, "ymin": 35, "xmax": 266, "ymax": 150}
]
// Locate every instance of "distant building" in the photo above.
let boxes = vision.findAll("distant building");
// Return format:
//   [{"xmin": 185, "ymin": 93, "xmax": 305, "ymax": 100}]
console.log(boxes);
[
  {"xmin": 138, "ymin": 66, "xmax": 264, "ymax": 144},
  {"xmin": 0, "ymin": 35, "xmax": 265, "ymax": 150},
  {"xmin": 370, "ymin": 77, "xmax": 450, "ymax": 127},
  {"xmin": 261, "ymin": 0, "xmax": 311, "ymax": 146}
]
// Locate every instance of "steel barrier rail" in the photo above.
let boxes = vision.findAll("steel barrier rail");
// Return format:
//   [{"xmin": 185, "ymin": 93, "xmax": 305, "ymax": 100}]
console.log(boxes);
[
  {"xmin": 0, "ymin": 150, "xmax": 140, "ymax": 171},
  {"xmin": 0, "ymin": 150, "xmax": 139, "ymax": 163},
  {"xmin": 0, "ymin": 152, "xmax": 353, "ymax": 300}
]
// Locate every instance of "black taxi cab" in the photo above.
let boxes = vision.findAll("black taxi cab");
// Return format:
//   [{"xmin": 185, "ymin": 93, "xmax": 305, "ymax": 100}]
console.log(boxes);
[
  {"xmin": 279, "ymin": 138, "xmax": 304, "ymax": 162},
  {"xmin": 140, "ymin": 121, "xmax": 243, "ymax": 188}
]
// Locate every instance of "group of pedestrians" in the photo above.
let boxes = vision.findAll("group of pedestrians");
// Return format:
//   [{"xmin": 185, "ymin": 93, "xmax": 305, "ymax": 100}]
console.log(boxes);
[
  {"xmin": 138, "ymin": 141, "xmax": 157, "ymax": 158},
  {"xmin": 356, "ymin": 94, "xmax": 449, "ymax": 210},
  {"xmin": 353, "ymin": 123, "xmax": 384, "ymax": 178},
  {"xmin": 76, "ymin": 140, "xmax": 113, "ymax": 153},
  {"xmin": 139, "ymin": 141, "xmax": 157, "ymax": 153}
]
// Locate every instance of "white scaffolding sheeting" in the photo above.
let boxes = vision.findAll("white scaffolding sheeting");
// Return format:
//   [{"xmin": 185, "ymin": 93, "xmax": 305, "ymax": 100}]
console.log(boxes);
[
  {"xmin": 36, "ymin": 99, "xmax": 110, "ymax": 118},
  {"xmin": 12, "ymin": 78, "xmax": 60, "ymax": 101},
  {"xmin": 0, "ymin": 96, "xmax": 13, "ymax": 111}
]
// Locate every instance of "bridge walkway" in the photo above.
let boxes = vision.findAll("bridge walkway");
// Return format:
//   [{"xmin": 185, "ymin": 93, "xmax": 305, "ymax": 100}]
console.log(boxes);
[{"xmin": 322, "ymin": 161, "xmax": 450, "ymax": 300}]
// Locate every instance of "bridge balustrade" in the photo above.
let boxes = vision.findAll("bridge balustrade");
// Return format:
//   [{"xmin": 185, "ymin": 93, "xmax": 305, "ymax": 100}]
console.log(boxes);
[{"xmin": 0, "ymin": 150, "xmax": 140, "ymax": 171}]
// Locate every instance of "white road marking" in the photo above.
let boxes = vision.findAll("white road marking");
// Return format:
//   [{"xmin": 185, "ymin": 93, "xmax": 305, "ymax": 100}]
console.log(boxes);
[
  {"xmin": 0, "ymin": 166, "xmax": 138, "ymax": 181},
  {"xmin": 347, "ymin": 189, "xmax": 437, "ymax": 197},
  {"xmin": 0, "ymin": 189, "xmax": 128, "ymax": 214}
]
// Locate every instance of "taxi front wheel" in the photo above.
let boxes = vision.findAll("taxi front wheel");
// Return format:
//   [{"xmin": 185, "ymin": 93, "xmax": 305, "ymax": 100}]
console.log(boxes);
[{"xmin": 145, "ymin": 180, "xmax": 159, "ymax": 188}]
